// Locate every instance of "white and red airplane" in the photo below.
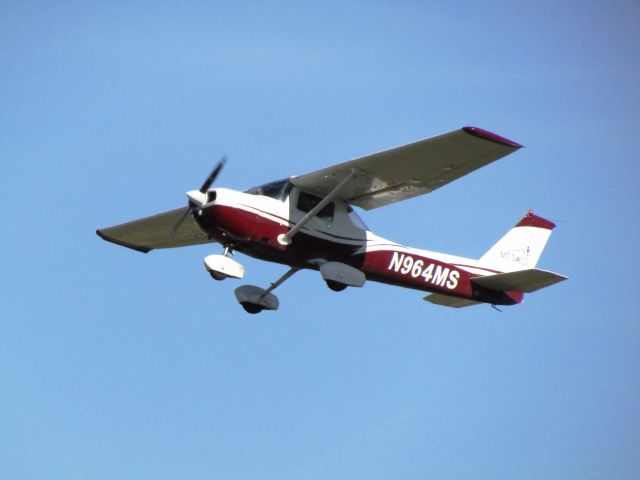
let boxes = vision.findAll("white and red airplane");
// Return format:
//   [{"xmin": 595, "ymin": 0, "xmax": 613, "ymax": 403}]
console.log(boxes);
[{"xmin": 97, "ymin": 127, "xmax": 566, "ymax": 313}]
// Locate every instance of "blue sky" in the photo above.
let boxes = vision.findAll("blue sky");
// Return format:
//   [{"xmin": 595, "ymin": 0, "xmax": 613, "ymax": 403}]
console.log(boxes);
[{"xmin": 2, "ymin": 1, "xmax": 639, "ymax": 478}]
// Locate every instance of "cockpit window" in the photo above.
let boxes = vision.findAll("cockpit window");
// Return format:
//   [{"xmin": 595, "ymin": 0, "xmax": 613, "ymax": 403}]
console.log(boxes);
[
  {"xmin": 297, "ymin": 191, "xmax": 334, "ymax": 220},
  {"xmin": 245, "ymin": 179, "xmax": 292, "ymax": 201}
]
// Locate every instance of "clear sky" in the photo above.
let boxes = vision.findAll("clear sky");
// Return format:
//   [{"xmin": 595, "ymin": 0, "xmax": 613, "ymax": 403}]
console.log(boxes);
[{"xmin": 2, "ymin": 1, "xmax": 639, "ymax": 479}]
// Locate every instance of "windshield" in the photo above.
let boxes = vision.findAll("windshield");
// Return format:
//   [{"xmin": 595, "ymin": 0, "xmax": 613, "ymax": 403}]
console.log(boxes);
[{"xmin": 245, "ymin": 179, "xmax": 292, "ymax": 201}]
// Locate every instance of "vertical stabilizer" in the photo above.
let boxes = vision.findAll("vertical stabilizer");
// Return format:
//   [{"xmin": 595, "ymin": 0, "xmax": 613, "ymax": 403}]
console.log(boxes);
[{"xmin": 479, "ymin": 211, "xmax": 556, "ymax": 273}]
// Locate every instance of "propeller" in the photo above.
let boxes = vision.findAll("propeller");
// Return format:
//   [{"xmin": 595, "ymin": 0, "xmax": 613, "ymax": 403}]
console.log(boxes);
[
  {"xmin": 199, "ymin": 155, "xmax": 227, "ymax": 193},
  {"xmin": 171, "ymin": 155, "xmax": 227, "ymax": 234}
]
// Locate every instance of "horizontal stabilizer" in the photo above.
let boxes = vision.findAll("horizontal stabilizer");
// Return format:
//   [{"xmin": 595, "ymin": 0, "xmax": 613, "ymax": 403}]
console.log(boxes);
[
  {"xmin": 424, "ymin": 293, "xmax": 481, "ymax": 308},
  {"xmin": 471, "ymin": 268, "xmax": 567, "ymax": 293}
]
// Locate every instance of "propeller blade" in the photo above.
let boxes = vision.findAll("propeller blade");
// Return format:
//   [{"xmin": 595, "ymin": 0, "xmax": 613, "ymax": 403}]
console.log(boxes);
[
  {"xmin": 171, "ymin": 206, "xmax": 193, "ymax": 235},
  {"xmin": 199, "ymin": 155, "xmax": 227, "ymax": 193},
  {"xmin": 173, "ymin": 155, "xmax": 227, "ymax": 235}
]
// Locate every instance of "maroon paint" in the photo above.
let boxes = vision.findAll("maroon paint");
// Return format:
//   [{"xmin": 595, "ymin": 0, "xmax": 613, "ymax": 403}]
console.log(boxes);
[
  {"xmin": 463, "ymin": 126, "xmax": 523, "ymax": 149},
  {"xmin": 515, "ymin": 210, "xmax": 556, "ymax": 230}
]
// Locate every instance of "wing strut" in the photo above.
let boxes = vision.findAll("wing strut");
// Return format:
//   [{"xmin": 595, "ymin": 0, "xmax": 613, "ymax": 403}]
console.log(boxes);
[
  {"xmin": 260, "ymin": 267, "xmax": 300, "ymax": 300},
  {"xmin": 234, "ymin": 266, "xmax": 300, "ymax": 314},
  {"xmin": 278, "ymin": 168, "xmax": 357, "ymax": 245}
]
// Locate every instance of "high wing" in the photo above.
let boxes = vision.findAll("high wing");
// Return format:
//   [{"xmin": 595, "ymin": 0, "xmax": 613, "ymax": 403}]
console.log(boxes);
[
  {"xmin": 97, "ymin": 207, "xmax": 211, "ymax": 253},
  {"xmin": 291, "ymin": 127, "xmax": 523, "ymax": 210}
]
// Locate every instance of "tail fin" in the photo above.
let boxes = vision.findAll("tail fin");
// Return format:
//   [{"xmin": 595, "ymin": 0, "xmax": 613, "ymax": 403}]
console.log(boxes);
[{"xmin": 479, "ymin": 211, "xmax": 556, "ymax": 273}]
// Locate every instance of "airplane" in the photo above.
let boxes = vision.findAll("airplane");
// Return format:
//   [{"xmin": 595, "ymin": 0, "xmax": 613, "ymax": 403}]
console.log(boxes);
[{"xmin": 97, "ymin": 126, "xmax": 567, "ymax": 314}]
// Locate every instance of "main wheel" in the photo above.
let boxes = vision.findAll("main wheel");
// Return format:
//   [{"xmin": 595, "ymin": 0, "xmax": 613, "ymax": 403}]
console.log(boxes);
[
  {"xmin": 326, "ymin": 280, "xmax": 348, "ymax": 292},
  {"xmin": 241, "ymin": 302, "xmax": 264, "ymax": 314}
]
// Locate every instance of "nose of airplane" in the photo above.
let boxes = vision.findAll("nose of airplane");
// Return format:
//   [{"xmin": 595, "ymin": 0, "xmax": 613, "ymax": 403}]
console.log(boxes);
[{"xmin": 186, "ymin": 189, "xmax": 208, "ymax": 206}]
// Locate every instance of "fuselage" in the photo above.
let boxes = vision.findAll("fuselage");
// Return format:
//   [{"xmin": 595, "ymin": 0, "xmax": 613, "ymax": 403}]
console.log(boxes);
[{"xmin": 193, "ymin": 184, "xmax": 522, "ymax": 306}]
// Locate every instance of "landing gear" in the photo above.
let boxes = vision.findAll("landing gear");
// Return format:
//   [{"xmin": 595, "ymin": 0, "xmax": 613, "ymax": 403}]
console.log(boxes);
[
  {"xmin": 234, "ymin": 267, "xmax": 299, "ymax": 314},
  {"xmin": 210, "ymin": 271, "xmax": 227, "ymax": 281},
  {"xmin": 320, "ymin": 262, "xmax": 365, "ymax": 291},
  {"xmin": 241, "ymin": 302, "xmax": 264, "ymax": 314},
  {"xmin": 204, "ymin": 246, "xmax": 245, "ymax": 280},
  {"xmin": 326, "ymin": 280, "xmax": 348, "ymax": 292}
]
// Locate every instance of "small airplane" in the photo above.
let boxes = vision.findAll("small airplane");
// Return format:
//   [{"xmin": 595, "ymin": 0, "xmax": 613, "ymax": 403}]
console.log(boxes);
[{"xmin": 97, "ymin": 126, "xmax": 567, "ymax": 314}]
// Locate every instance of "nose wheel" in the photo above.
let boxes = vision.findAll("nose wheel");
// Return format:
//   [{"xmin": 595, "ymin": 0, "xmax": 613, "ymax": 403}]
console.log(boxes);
[
  {"xmin": 204, "ymin": 246, "xmax": 245, "ymax": 280},
  {"xmin": 210, "ymin": 271, "xmax": 227, "ymax": 281},
  {"xmin": 326, "ymin": 280, "xmax": 348, "ymax": 292}
]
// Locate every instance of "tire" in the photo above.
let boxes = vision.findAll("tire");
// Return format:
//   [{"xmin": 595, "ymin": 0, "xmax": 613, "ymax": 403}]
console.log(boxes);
[
  {"xmin": 326, "ymin": 280, "xmax": 347, "ymax": 292},
  {"xmin": 210, "ymin": 271, "xmax": 227, "ymax": 281},
  {"xmin": 241, "ymin": 302, "xmax": 264, "ymax": 314}
]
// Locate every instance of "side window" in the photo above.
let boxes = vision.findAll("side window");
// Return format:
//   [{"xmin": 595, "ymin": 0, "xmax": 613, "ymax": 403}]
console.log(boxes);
[{"xmin": 296, "ymin": 191, "xmax": 334, "ymax": 220}]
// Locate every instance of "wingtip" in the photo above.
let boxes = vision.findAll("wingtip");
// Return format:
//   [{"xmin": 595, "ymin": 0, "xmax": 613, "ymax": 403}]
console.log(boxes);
[
  {"xmin": 463, "ymin": 126, "xmax": 524, "ymax": 149},
  {"xmin": 96, "ymin": 228, "xmax": 152, "ymax": 254}
]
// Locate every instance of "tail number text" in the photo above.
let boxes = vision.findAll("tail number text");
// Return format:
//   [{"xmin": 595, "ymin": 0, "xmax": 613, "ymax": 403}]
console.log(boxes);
[{"xmin": 388, "ymin": 252, "xmax": 459, "ymax": 289}]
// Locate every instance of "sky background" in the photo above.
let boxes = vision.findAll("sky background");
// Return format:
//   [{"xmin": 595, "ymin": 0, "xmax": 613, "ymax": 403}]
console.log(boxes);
[{"xmin": 2, "ymin": 1, "xmax": 639, "ymax": 478}]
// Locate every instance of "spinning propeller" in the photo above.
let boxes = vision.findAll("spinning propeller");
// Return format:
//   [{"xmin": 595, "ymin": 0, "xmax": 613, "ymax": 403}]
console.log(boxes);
[{"xmin": 171, "ymin": 155, "xmax": 227, "ymax": 234}]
